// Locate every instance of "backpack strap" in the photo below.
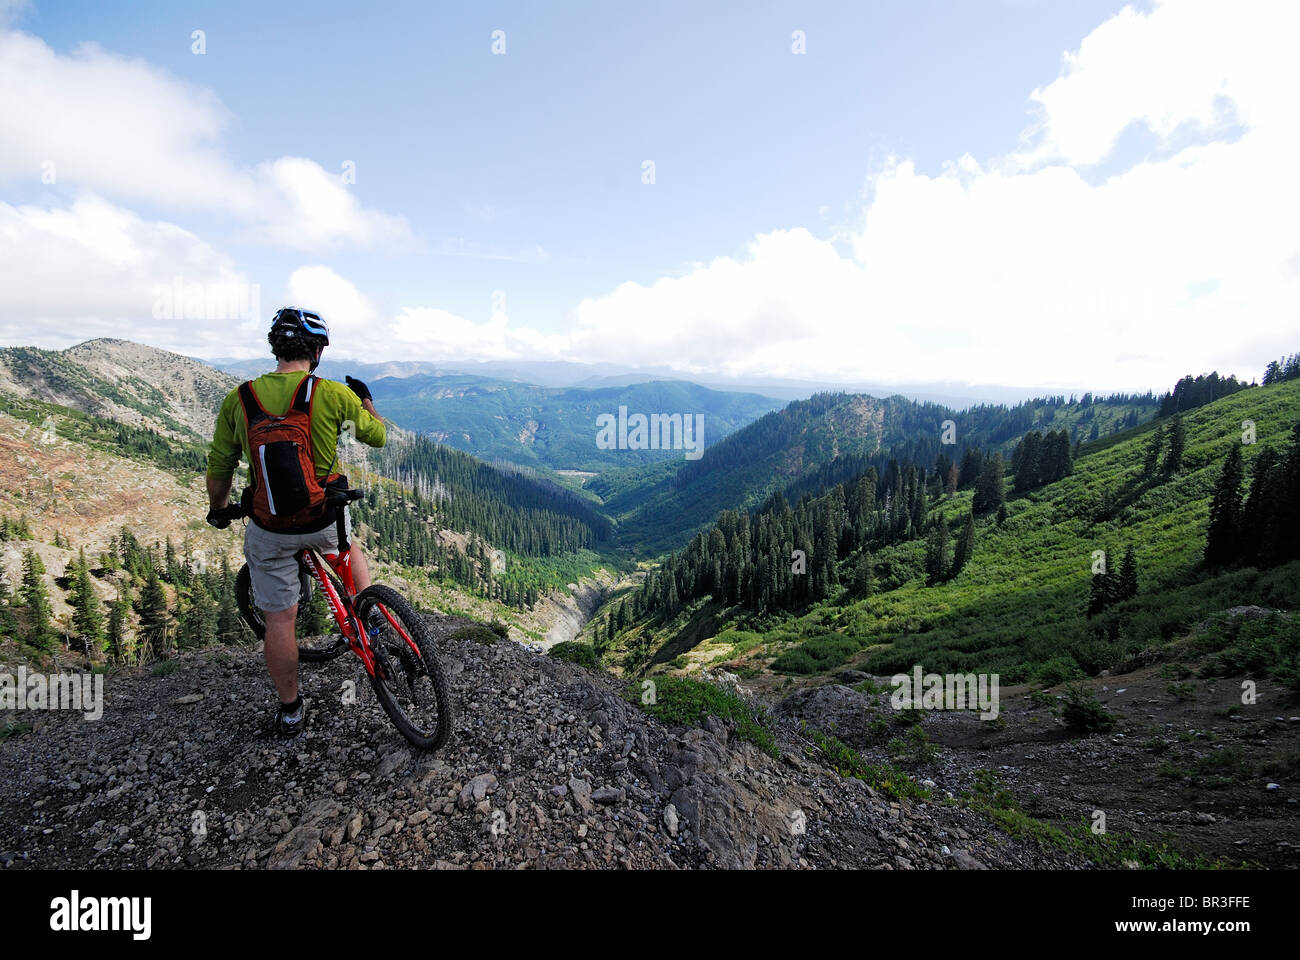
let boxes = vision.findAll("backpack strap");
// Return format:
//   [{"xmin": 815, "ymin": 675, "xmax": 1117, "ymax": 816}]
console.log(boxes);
[
  {"xmin": 237, "ymin": 381, "xmax": 267, "ymax": 426},
  {"xmin": 291, "ymin": 374, "xmax": 317, "ymax": 415}
]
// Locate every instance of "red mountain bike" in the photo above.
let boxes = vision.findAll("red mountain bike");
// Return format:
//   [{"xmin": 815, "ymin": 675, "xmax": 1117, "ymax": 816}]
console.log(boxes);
[{"xmin": 211, "ymin": 488, "xmax": 452, "ymax": 751}]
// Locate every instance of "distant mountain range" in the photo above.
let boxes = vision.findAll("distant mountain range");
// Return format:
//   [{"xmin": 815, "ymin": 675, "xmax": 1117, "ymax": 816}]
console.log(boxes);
[{"xmin": 210, "ymin": 355, "xmax": 1059, "ymax": 407}]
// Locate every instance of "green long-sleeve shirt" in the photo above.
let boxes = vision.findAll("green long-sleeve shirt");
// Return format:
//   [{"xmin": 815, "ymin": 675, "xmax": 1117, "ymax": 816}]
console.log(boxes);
[{"xmin": 206, "ymin": 372, "xmax": 386, "ymax": 482}]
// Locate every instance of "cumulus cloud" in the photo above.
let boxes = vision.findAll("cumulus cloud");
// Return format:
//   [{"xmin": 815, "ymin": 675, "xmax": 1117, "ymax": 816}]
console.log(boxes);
[
  {"xmin": 283, "ymin": 266, "xmax": 567, "ymax": 364},
  {"xmin": 0, "ymin": 195, "xmax": 261, "ymax": 355},
  {"xmin": 5, "ymin": 1, "xmax": 1298, "ymax": 393},
  {"xmin": 552, "ymin": 0, "xmax": 1300, "ymax": 390},
  {"xmin": 0, "ymin": 28, "xmax": 411, "ymax": 252}
]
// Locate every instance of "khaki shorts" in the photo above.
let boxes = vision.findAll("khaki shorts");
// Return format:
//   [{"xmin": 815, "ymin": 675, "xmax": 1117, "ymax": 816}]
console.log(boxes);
[{"xmin": 243, "ymin": 513, "xmax": 351, "ymax": 614}]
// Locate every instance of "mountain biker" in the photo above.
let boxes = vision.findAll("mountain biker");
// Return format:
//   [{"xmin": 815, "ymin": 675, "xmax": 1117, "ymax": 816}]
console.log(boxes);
[{"xmin": 205, "ymin": 307, "xmax": 386, "ymax": 737}]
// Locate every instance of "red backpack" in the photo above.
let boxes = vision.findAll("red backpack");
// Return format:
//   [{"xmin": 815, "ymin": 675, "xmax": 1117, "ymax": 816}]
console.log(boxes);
[{"xmin": 239, "ymin": 375, "xmax": 330, "ymax": 531}]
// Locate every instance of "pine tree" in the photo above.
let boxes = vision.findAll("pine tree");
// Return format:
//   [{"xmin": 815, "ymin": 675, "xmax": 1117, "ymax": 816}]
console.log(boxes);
[
  {"xmin": 1013, "ymin": 431, "xmax": 1042, "ymax": 492},
  {"xmin": 215, "ymin": 558, "xmax": 242, "ymax": 645},
  {"xmin": 951, "ymin": 511, "xmax": 975, "ymax": 577},
  {"xmin": 1143, "ymin": 423, "xmax": 1164, "ymax": 473},
  {"xmin": 1240, "ymin": 447, "xmax": 1280, "ymax": 564},
  {"xmin": 71, "ymin": 548, "xmax": 106, "ymax": 655},
  {"xmin": 20, "ymin": 548, "xmax": 53, "ymax": 648},
  {"xmin": 0, "ymin": 569, "xmax": 16, "ymax": 638},
  {"xmin": 849, "ymin": 551, "xmax": 873, "ymax": 598},
  {"xmin": 1087, "ymin": 567, "xmax": 1114, "ymax": 617},
  {"xmin": 107, "ymin": 585, "xmax": 130, "ymax": 662},
  {"xmin": 1163, "ymin": 415, "xmax": 1185, "ymax": 472},
  {"xmin": 1204, "ymin": 444, "xmax": 1244, "ymax": 567},
  {"xmin": 925, "ymin": 520, "xmax": 949, "ymax": 585},
  {"xmin": 180, "ymin": 583, "xmax": 217, "ymax": 649},
  {"xmin": 972, "ymin": 453, "xmax": 1005, "ymax": 515},
  {"xmin": 1118, "ymin": 546, "xmax": 1138, "ymax": 601},
  {"xmin": 138, "ymin": 569, "xmax": 169, "ymax": 661}
]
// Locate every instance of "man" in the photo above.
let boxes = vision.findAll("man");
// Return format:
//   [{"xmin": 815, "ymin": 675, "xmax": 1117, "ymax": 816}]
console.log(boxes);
[{"xmin": 206, "ymin": 308, "xmax": 386, "ymax": 737}]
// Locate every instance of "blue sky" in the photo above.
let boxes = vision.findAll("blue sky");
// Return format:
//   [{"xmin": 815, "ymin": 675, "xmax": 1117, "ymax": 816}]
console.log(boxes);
[{"xmin": 2, "ymin": 0, "xmax": 1296, "ymax": 392}]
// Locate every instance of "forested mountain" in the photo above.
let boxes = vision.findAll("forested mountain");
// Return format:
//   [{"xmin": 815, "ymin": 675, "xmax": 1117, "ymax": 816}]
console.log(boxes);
[
  {"xmin": 365, "ymin": 434, "xmax": 614, "ymax": 555},
  {"xmin": 365, "ymin": 373, "xmax": 782, "ymax": 472},
  {"xmin": 587, "ymin": 373, "xmax": 1300, "ymax": 693},
  {"xmin": 595, "ymin": 389, "xmax": 1159, "ymax": 555}
]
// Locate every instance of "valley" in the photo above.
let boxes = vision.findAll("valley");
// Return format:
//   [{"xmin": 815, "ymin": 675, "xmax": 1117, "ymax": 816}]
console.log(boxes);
[{"xmin": 1, "ymin": 337, "xmax": 1297, "ymax": 871}]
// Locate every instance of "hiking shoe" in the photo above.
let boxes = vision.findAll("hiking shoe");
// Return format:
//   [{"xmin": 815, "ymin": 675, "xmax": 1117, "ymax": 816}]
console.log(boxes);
[{"xmin": 276, "ymin": 696, "xmax": 309, "ymax": 739}]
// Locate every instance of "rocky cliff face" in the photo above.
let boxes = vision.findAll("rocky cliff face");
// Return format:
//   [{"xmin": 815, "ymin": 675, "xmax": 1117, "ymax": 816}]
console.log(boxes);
[{"xmin": 0, "ymin": 612, "xmax": 1086, "ymax": 870}]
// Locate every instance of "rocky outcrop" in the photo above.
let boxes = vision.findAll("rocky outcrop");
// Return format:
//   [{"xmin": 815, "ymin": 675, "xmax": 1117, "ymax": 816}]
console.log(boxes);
[{"xmin": 0, "ymin": 613, "xmax": 1089, "ymax": 870}]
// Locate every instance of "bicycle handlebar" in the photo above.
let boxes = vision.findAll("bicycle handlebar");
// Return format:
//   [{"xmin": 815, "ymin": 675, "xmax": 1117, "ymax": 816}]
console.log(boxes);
[{"xmin": 206, "ymin": 487, "xmax": 363, "ymax": 528}]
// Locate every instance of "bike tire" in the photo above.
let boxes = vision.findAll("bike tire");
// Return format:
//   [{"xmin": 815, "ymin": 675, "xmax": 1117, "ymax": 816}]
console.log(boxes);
[
  {"xmin": 355, "ymin": 584, "xmax": 453, "ymax": 751},
  {"xmin": 234, "ymin": 563, "xmax": 347, "ymax": 662}
]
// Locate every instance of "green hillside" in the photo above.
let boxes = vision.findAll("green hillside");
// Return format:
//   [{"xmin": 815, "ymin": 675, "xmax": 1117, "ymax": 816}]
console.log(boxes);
[
  {"xmin": 597, "ymin": 390, "xmax": 1160, "ymax": 556},
  {"xmin": 595, "ymin": 378, "xmax": 1300, "ymax": 687}
]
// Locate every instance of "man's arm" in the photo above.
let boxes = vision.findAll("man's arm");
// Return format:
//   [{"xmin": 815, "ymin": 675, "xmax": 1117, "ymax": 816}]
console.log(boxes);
[
  {"xmin": 207, "ymin": 474, "xmax": 233, "ymax": 511},
  {"xmin": 206, "ymin": 392, "xmax": 241, "ymax": 509},
  {"xmin": 343, "ymin": 377, "xmax": 386, "ymax": 448}
]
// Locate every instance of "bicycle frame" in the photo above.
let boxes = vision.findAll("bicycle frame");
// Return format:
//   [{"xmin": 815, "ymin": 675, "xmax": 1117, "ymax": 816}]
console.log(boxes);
[{"xmin": 299, "ymin": 547, "xmax": 421, "ymax": 677}]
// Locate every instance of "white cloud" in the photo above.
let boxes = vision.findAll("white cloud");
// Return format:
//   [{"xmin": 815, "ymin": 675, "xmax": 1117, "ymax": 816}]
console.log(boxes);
[
  {"xmin": 1024, "ymin": 0, "xmax": 1297, "ymax": 167},
  {"xmin": 4, "ymin": 1, "xmax": 1298, "ymax": 393},
  {"xmin": 0, "ymin": 195, "xmax": 261, "ymax": 355},
  {"xmin": 283, "ymin": 265, "xmax": 567, "ymax": 364},
  {"xmin": 550, "ymin": 0, "xmax": 1300, "ymax": 391},
  {"xmin": 0, "ymin": 28, "xmax": 411, "ymax": 252}
]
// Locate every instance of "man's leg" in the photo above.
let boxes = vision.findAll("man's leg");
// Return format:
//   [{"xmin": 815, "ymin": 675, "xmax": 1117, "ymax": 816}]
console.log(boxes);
[
  {"xmin": 350, "ymin": 542, "xmax": 372, "ymax": 593},
  {"xmin": 263, "ymin": 605, "xmax": 299, "ymax": 703}
]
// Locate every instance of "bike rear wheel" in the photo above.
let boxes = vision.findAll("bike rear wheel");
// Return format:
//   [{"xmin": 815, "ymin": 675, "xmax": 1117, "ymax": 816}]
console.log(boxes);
[
  {"xmin": 355, "ymin": 584, "xmax": 453, "ymax": 751},
  {"xmin": 234, "ymin": 563, "xmax": 347, "ymax": 662}
]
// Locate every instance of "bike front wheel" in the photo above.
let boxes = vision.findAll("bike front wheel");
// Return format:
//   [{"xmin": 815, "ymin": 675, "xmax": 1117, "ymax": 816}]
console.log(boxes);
[{"xmin": 355, "ymin": 584, "xmax": 454, "ymax": 751}]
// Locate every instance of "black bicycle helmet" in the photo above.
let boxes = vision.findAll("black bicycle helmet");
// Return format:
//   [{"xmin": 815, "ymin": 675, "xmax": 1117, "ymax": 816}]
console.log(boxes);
[{"xmin": 270, "ymin": 306, "xmax": 330, "ymax": 346}]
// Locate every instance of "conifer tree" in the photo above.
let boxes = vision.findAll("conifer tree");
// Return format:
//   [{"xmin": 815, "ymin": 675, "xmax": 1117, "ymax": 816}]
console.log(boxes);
[
  {"xmin": 925, "ymin": 520, "xmax": 949, "ymax": 585},
  {"xmin": 951, "ymin": 511, "xmax": 976, "ymax": 577},
  {"xmin": 1162, "ymin": 415, "xmax": 1185, "ymax": 472},
  {"xmin": 972, "ymin": 453, "xmax": 1005, "ymax": 515},
  {"xmin": 107, "ymin": 584, "xmax": 130, "ymax": 662},
  {"xmin": 71, "ymin": 548, "xmax": 106, "ymax": 655},
  {"xmin": 1204, "ymin": 444, "xmax": 1244, "ymax": 567},
  {"xmin": 138, "ymin": 569, "xmax": 169, "ymax": 660},
  {"xmin": 1143, "ymin": 423, "xmax": 1164, "ymax": 473},
  {"xmin": 0, "ymin": 569, "xmax": 16, "ymax": 638},
  {"xmin": 850, "ymin": 550, "xmax": 874, "ymax": 599},
  {"xmin": 20, "ymin": 548, "xmax": 52, "ymax": 648},
  {"xmin": 1118, "ymin": 546, "xmax": 1139, "ymax": 601}
]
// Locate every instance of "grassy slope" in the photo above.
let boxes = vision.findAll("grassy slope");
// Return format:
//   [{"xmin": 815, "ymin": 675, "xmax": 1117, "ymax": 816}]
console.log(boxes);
[
  {"xmin": 599, "ymin": 393, "xmax": 1159, "ymax": 557},
  {"xmin": 617, "ymin": 379, "xmax": 1300, "ymax": 684}
]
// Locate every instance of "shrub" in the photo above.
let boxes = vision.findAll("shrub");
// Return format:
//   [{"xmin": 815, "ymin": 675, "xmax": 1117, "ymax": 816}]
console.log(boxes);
[
  {"xmin": 1032, "ymin": 655, "xmax": 1082, "ymax": 688},
  {"xmin": 626, "ymin": 675, "xmax": 777, "ymax": 757},
  {"xmin": 549, "ymin": 641, "xmax": 598, "ymax": 667},
  {"xmin": 451, "ymin": 624, "xmax": 501, "ymax": 646},
  {"xmin": 1061, "ymin": 682, "xmax": 1116, "ymax": 734},
  {"xmin": 807, "ymin": 728, "xmax": 930, "ymax": 801},
  {"xmin": 888, "ymin": 723, "xmax": 941, "ymax": 764}
]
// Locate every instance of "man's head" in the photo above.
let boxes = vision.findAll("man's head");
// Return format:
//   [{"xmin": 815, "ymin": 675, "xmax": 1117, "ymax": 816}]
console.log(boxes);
[{"xmin": 268, "ymin": 307, "xmax": 330, "ymax": 370}]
